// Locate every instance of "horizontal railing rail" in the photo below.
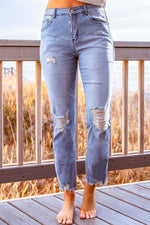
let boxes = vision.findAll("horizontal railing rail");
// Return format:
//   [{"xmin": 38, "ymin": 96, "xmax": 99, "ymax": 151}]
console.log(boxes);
[{"xmin": 0, "ymin": 40, "xmax": 150, "ymax": 184}]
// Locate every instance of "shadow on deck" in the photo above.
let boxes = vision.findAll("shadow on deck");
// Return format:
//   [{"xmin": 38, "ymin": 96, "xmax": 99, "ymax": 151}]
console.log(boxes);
[{"xmin": 0, "ymin": 180, "xmax": 150, "ymax": 224}]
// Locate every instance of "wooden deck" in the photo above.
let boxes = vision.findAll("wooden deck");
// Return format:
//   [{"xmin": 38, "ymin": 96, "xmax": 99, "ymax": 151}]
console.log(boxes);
[{"xmin": 0, "ymin": 180, "xmax": 150, "ymax": 224}]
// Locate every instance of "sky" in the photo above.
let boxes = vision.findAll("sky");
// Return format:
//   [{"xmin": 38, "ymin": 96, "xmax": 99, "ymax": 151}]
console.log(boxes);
[{"xmin": 0, "ymin": 0, "xmax": 150, "ymax": 41}]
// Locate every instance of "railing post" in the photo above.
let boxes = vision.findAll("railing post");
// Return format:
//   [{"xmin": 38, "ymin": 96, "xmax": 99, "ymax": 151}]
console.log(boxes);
[
  {"xmin": 11, "ymin": 67, "xmax": 13, "ymax": 76},
  {"xmin": 0, "ymin": 61, "xmax": 3, "ymax": 167},
  {"xmin": 16, "ymin": 61, "xmax": 23, "ymax": 165},
  {"xmin": 109, "ymin": 107, "xmax": 112, "ymax": 156},
  {"xmin": 138, "ymin": 60, "xmax": 144, "ymax": 153},
  {"xmin": 122, "ymin": 61, "xmax": 128, "ymax": 155},
  {"xmin": 4, "ymin": 67, "xmax": 6, "ymax": 77},
  {"xmin": 35, "ymin": 61, "xmax": 42, "ymax": 164}
]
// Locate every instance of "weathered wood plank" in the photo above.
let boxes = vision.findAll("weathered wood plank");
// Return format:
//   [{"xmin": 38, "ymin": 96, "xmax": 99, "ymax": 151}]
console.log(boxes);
[
  {"xmin": 35, "ymin": 61, "xmax": 42, "ymax": 164},
  {"xmin": 109, "ymin": 113, "xmax": 112, "ymax": 156},
  {"xmin": 76, "ymin": 189, "xmax": 150, "ymax": 224},
  {"xmin": 0, "ymin": 47, "xmax": 40, "ymax": 61},
  {"xmin": 137, "ymin": 182, "xmax": 150, "ymax": 189},
  {"xmin": 55, "ymin": 190, "xmax": 142, "ymax": 225},
  {"xmin": 0, "ymin": 40, "xmax": 40, "ymax": 46},
  {"xmin": 0, "ymin": 40, "xmax": 149, "ymax": 47},
  {"xmin": 115, "ymin": 48, "xmax": 150, "ymax": 61},
  {"xmin": 114, "ymin": 42, "xmax": 150, "ymax": 47},
  {"xmin": 107, "ymin": 153, "xmax": 150, "ymax": 170},
  {"xmin": 0, "ymin": 219, "xmax": 7, "ymax": 225},
  {"xmin": 9, "ymin": 197, "xmax": 66, "ymax": 225},
  {"xmin": 122, "ymin": 60, "xmax": 128, "ymax": 155},
  {"xmin": 0, "ymin": 202, "xmax": 40, "ymax": 225},
  {"xmin": 119, "ymin": 183, "xmax": 150, "ymax": 200},
  {"xmin": 0, "ymin": 40, "xmax": 150, "ymax": 61},
  {"xmin": 1, "ymin": 47, "xmax": 150, "ymax": 61},
  {"xmin": 0, "ymin": 40, "xmax": 150, "ymax": 48},
  {"xmin": 98, "ymin": 186, "xmax": 150, "ymax": 212},
  {"xmin": 138, "ymin": 60, "xmax": 144, "ymax": 153},
  {"xmin": 16, "ymin": 61, "xmax": 23, "ymax": 166},
  {"xmin": 1, "ymin": 154, "xmax": 150, "ymax": 183}
]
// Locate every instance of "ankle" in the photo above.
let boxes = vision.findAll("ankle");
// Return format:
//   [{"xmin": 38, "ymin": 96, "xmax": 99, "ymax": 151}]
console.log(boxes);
[
  {"xmin": 64, "ymin": 189, "xmax": 75, "ymax": 195},
  {"xmin": 84, "ymin": 181, "xmax": 96, "ymax": 191},
  {"xmin": 64, "ymin": 190, "xmax": 75, "ymax": 201}
]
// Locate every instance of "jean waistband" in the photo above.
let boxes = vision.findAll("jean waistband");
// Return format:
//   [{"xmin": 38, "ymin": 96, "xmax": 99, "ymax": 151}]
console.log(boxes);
[{"xmin": 44, "ymin": 4, "xmax": 105, "ymax": 17}]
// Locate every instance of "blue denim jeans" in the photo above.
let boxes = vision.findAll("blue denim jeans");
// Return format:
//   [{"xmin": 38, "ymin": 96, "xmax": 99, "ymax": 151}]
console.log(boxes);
[{"xmin": 40, "ymin": 4, "xmax": 115, "ymax": 192}]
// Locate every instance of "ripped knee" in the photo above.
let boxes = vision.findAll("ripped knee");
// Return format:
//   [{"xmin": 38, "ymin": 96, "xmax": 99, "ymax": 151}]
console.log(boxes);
[
  {"xmin": 54, "ymin": 109, "xmax": 69, "ymax": 132},
  {"xmin": 91, "ymin": 106, "xmax": 110, "ymax": 133}
]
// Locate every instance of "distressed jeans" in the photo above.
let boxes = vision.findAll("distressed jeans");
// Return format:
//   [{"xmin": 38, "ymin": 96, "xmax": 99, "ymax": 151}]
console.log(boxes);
[{"xmin": 40, "ymin": 4, "xmax": 115, "ymax": 192}]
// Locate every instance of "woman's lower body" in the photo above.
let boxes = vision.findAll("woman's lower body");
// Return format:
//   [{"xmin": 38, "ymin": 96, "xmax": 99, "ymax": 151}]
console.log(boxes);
[
  {"xmin": 40, "ymin": 4, "xmax": 114, "ymax": 222},
  {"xmin": 40, "ymin": 3, "xmax": 114, "ymax": 191}
]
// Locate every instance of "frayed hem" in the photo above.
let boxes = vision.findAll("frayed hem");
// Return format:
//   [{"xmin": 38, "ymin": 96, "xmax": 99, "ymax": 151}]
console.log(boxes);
[
  {"xmin": 59, "ymin": 184, "xmax": 77, "ymax": 192},
  {"xmin": 84, "ymin": 177, "xmax": 106, "ymax": 187}
]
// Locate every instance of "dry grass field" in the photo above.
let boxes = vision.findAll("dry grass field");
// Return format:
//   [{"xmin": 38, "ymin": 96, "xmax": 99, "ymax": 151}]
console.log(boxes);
[{"xmin": 0, "ymin": 74, "xmax": 150, "ymax": 200}]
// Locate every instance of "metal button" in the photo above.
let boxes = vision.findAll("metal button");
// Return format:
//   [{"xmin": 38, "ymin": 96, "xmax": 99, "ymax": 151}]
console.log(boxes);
[{"xmin": 70, "ymin": 9, "xmax": 74, "ymax": 13}]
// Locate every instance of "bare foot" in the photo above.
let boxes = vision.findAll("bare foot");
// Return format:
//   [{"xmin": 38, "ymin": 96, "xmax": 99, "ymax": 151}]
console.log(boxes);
[
  {"xmin": 80, "ymin": 181, "xmax": 96, "ymax": 219},
  {"xmin": 56, "ymin": 190, "xmax": 76, "ymax": 224}
]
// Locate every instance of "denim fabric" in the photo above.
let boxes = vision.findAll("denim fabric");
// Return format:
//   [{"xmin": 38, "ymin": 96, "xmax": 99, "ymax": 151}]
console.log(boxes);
[{"xmin": 40, "ymin": 4, "xmax": 115, "ymax": 192}]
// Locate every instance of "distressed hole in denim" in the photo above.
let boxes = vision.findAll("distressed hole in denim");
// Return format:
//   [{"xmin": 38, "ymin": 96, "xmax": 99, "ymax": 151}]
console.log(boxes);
[
  {"xmin": 46, "ymin": 56, "xmax": 55, "ymax": 63},
  {"xmin": 55, "ymin": 109, "xmax": 69, "ymax": 132},
  {"xmin": 91, "ymin": 107, "xmax": 110, "ymax": 133}
]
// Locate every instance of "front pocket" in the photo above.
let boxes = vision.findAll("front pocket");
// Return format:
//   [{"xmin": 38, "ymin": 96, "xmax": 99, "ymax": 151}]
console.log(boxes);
[
  {"xmin": 87, "ymin": 8, "xmax": 108, "ymax": 24},
  {"xmin": 41, "ymin": 15, "xmax": 54, "ymax": 31}
]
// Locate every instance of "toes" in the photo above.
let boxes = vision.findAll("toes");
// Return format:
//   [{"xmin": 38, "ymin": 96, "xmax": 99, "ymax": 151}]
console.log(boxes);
[
  {"xmin": 89, "ymin": 211, "xmax": 95, "ymax": 218},
  {"xmin": 62, "ymin": 219, "xmax": 66, "ymax": 224},
  {"xmin": 80, "ymin": 211, "xmax": 86, "ymax": 219},
  {"xmin": 85, "ymin": 212, "xmax": 90, "ymax": 219},
  {"xmin": 66, "ymin": 217, "xmax": 73, "ymax": 224},
  {"xmin": 57, "ymin": 215, "xmax": 62, "ymax": 224},
  {"xmin": 80, "ymin": 210, "xmax": 96, "ymax": 219},
  {"xmin": 93, "ymin": 210, "xmax": 96, "ymax": 217}
]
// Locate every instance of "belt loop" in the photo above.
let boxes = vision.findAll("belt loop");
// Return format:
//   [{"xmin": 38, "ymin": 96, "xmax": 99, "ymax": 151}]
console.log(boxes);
[
  {"xmin": 84, "ymin": 5, "xmax": 88, "ymax": 15},
  {"xmin": 53, "ymin": 8, "xmax": 56, "ymax": 18}
]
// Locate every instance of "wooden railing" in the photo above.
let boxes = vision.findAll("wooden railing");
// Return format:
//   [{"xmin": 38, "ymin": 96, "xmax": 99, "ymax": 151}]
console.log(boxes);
[{"xmin": 0, "ymin": 40, "xmax": 150, "ymax": 184}]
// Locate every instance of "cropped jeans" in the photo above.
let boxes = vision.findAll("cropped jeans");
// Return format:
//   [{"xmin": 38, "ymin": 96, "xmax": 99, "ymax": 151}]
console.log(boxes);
[{"xmin": 40, "ymin": 4, "xmax": 115, "ymax": 192}]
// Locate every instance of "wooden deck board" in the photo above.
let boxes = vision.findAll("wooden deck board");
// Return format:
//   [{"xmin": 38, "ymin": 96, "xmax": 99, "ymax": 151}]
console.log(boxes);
[
  {"xmin": 136, "ymin": 182, "xmax": 150, "ymax": 189},
  {"xmin": 0, "ymin": 219, "xmax": 7, "ymax": 225},
  {"xmin": 99, "ymin": 186, "xmax": 150, "ymax": 211},
  {"xmin": 118, "ymin": 183, "xmax": 150, "ymax": 200},
  {"xmin": 9, "ymin": 198, "xmax": 61, "ymax": 225},
  {"xmin": 0, "ymin": 202, "xmax": 40, "ymax": 224},
  {"xmin": 0, "ymin": 180, "xmax": 150, "ymax": 225}
]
